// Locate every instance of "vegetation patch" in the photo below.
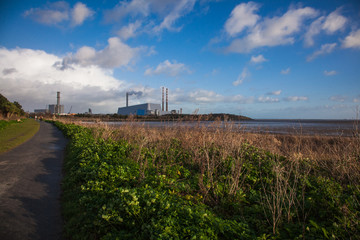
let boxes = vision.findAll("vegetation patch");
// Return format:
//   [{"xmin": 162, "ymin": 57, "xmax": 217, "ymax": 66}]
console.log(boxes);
[
  {"xmin": 0, "ymin": 93, "xmax": 25, "ymax": 119},
  {"xmin": 0, "ymin": 119, "xmax": 40, "ymax": 153},
  {"xmin": 56, "ymin": 121, "xmax": 360, "ymax": 239}
]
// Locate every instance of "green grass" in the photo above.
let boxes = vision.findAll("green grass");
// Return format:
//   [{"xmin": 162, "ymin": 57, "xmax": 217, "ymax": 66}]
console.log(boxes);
[{"xmin": 0, "ymin": 119, "xmax": 40, "ymax": 153}]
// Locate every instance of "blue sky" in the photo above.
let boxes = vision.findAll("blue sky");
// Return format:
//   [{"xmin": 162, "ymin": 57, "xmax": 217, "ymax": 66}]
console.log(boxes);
[{"xmin": 0, "ymin": 0, "xmax": 359, "ymax": 119}]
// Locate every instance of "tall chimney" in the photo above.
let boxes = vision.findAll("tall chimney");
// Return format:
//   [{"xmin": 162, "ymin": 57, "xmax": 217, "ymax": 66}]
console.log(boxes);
[
  {"xmin": 57, "ymin": 91, "xmax": 60, "ymax": 114},
  {"xmin": 161, "ymin": 87, "xmax": 164, "ymax": 111},
  {"xmin": 166, "ymin": 88, "xmax": 168, "ymax": 112},
  {"xmin": 57, "ymin": 91, "xmax": 60, "ymax": 106},
  {"xmin": 126, "ymin": 92, "xmax": 129, "ymax": 107}
]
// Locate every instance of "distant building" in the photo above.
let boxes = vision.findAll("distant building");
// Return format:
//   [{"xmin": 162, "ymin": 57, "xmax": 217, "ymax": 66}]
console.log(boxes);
[
  {"xmin": 48, "ymin": 104, "xmax": 64, "ymax": 114},
  {"xmin": 117, "ymin": 103, "xmax": 164, "ymax": 116}
]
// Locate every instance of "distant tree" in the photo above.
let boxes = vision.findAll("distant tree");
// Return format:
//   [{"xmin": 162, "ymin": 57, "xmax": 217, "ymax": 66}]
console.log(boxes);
[
  {"xmin": 4, "ymin": 102, "xmax": 17, "ymax": 118},
  {"xmin": 0, "ymin": 93, "xmax": 25, "ymax": 118},
  {"xmin": 13, "ymin": 101, "xmax": 25, "ymax": 116}
]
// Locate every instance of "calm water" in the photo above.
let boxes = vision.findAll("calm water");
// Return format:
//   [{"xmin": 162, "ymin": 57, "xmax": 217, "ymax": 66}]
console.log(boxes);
[
  {"xmin": 234, "ymin": 119, "xmax": 358, "ymax": 136},
  {"xmin": 91, "ymin": 119, "xmax": 359, "ymax": 137}
]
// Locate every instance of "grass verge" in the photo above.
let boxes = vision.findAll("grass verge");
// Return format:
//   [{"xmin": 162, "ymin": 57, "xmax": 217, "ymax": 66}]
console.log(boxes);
[{"xmin": 0, "ymin": 119, "xmax": 40, "ymax": 154}]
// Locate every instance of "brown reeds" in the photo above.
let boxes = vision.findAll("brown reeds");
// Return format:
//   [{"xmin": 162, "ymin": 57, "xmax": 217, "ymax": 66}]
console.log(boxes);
[{"xmin": 55, "ymin": 117, "xmax": 360, "ymax": 187}]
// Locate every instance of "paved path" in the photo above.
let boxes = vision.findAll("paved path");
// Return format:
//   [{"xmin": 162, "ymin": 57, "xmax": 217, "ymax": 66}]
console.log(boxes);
[{"xmin": 0, "ymin": 121, "xmax": 67, "ymax": 240}]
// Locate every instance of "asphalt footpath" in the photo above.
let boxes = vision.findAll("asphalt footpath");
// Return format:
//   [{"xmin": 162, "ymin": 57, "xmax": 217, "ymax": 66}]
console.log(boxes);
[{"xmin": 0, "ymin": 121, "xmax": 67, "ymax": 240}]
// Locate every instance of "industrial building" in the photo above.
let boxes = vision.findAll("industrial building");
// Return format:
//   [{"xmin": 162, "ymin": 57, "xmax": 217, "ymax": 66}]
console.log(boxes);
[
  {"xmin": 34, "ymin": 91, "xmax": 64, "ymax": 115},
  {"xmin": 117, "ymin": 87, "xmax": 170, "ymax": 116},
  {"xmin": 49, "ymin": 92, "xmax": 64, "ymax": 114},
  {"xmin": 117, "ymin": 103, "xmax": 162, "ymax": 116},
  {"xmin": 48, "ymin": 104, "xmax": 64, "ymax": 114}
]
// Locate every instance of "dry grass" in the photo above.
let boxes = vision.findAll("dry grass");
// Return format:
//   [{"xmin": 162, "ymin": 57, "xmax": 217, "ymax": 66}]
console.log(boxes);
[{"xmin": 55, "ymin": 117, "xmax": 360, "ymax": 188}]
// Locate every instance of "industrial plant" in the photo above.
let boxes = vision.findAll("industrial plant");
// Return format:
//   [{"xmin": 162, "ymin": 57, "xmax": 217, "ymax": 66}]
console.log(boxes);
[
  {"xmin": 34, "ymin": 91, "xmax": 64, "ymax": 115},
  {"xmin": 34, "ymin": 88, "xmax": 182, "ymax": 116},
  {"xmin": 117, "ymin": 87, "xmax": 179, "ymax": 116}
]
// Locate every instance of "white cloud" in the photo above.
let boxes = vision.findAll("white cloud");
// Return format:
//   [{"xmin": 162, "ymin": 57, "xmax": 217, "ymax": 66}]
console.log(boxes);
[
  {"xmin": 117, "ymin": 21, "xmax": 142, "ymax": 40},
  {"xmin": 24, "ymin": 1, "xmax": 69, "ymax": 25},
  {"xmin": 226, "ymin": 6, "xmax": 318, "ymax": 53},
  {"xmin": 324, "ymin": 70, "xmax": 337, "ymax": 76},
  {"xmin": 307, "ymin": 43, "xmax": 337, "ymax": 61},
  {"xmin": 71, "ymin": 2, "xmax": 94, "ymax": 26},
  {"xmin": 105, "ymin": 0, "xmax": 196, "ymax": 34},
  {"xmin": 176, "ymin": 90, "xmax": 256, "ymax": 105},
  {"xmin": 257, "ymin": 96, "xmax": 279, "ymax": 103},
  {"xmin": 304, "ymin": 9, "xmax": 347, "ymax": 47},
  {"xmin": 0, "ymin": 47, "xmax": 322, "ymax": 116},
  {"xmin": 188, "ymin": 89, "xmax": 224, "ymax": 103},
  {"xmin": 231, "ymin": 94, "xmax": 255, "ymax": 104},
  {"xmin": 224, "ymin": 2, "xmax": 260, "ymax": 37},
  {"xmin": 146, "ymin": 46, "xmax": 157, "ymax": 56},
  {"xmin": 342, "ymin": 29, "xmax": 360, "ymax": 49},
  {"xmin": 0, "ymin": 47, "xmax": 252, "ymax": 114},
  {"xmin": 281, "ymin": 68, "xmax": 290, "ymax": 75},
  {"xmin": 144, "ymin": 60, "xmax": 191, "ymax": 77},
  {"xmin": 0, "ymin": 47, "xmax": 131, "ymax": 113},
  {"xmin": 24, "ymin": 2, "xmax": 93, "ymax": 27},
  {"xmin": 62, "ymin": 37, "xmax": 140, "ymax": 69},
  {"xmin": 322, "ymin": 9, "xmax": 347, "ymax": 34},
  {"xmin": 233, "ymin": 67, "xmax": 249, "ymax": 86},
  {"xmin": 304, "ymin": 16, "xmax": 325, "ymax": 47},
  {"xmin": 284, "ymin": 96, "xmax": 308, "ymax": 102},
  {"xmin": 153, "ymin": 0, "xmax": 196, "ymax": 33},
  {"xmin": 267, "ymin": 90, "xmax": 282, "ymax": 96},
  {"xmin": 104, "ymin": 0, "xmax": 150, "ymax": 22},
  {"xmin": 250, "ymin": 54, "xmax": 267, "ymax": 64}
]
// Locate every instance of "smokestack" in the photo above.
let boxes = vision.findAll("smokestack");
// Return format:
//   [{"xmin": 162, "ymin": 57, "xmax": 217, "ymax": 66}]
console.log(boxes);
[
  {"xmin": 162, "ymin": 87, "xmax": 164, "ymax": 111},
  {"xmin": 57, "ymin": 92, "xmax": 60, "ymax": 106},
  {"xmin": 126, "ymin": 92, "xmax": 129, "ymax": 107},
  {"xmin": 166, "ymin": 88, "xmax": 168, "ymax": 112},
  {"xmin": 57, "ymin": 92, "xmax": 60, "ymax": 114}
]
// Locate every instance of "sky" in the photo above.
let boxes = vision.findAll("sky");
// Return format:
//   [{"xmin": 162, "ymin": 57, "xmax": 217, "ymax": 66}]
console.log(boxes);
[{"xmin": 0, "ymin": 0, "xmax": 359, "ymax": 119}]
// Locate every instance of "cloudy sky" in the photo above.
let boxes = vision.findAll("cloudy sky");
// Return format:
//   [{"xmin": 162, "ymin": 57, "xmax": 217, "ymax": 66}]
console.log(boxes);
[{"xmin": 0, "ymin": 0, "xmax": 359, "ymax": 119}]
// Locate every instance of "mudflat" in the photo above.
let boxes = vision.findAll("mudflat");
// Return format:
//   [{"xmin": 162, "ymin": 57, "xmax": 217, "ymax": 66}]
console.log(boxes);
[{"xmin": 0, "ymin": 121, "xmax": 67, "ymax": 240}]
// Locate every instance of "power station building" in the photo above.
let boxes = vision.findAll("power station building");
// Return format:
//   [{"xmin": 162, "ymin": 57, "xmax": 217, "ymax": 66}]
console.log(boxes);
[
  {"xmin": 49, "ymin": 92, "xmax": 64, "ymax": 114},
  {"xmin": 117, "ymin": 87, "xmax": 170, "ymax": 116},
  {"xmin": 34, "ymin": 91, "xmax": 64, "ymax": 114},
  {"xmin": 117, "ymin": 103, "xmax": 162, "ymax": 116},
  {"xmin": 48, "ymin": 104, "xmax": 64, "ymax": 114}
]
